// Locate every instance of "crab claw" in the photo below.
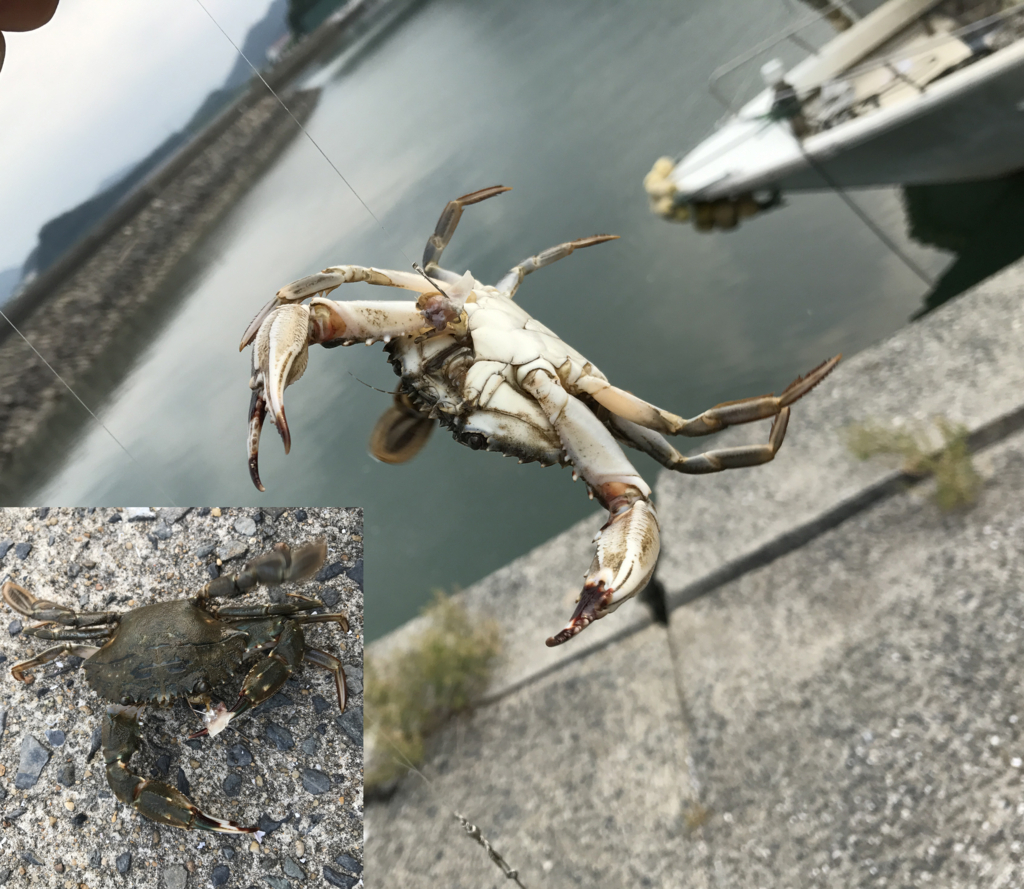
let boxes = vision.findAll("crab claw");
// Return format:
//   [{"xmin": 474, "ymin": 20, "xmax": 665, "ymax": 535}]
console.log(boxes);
[
  {"xmin": 248, "ymin": 303, "xmax": 312, "ymax": 491},
  {"xmin": 546, "ymin": 499, "xmax": 660, "ymax": 647}
]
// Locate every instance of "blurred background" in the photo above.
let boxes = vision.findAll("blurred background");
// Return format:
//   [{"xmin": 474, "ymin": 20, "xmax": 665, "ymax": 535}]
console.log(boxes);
[{"xmin": 1, "ymin": 0, "xmax": 1014, "ymax": 639}]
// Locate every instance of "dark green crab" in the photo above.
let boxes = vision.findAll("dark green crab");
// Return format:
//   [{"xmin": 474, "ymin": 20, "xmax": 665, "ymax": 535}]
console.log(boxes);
[{"xmin": 2, "ymin": 540, "xmax": 348, "ymax": 836}]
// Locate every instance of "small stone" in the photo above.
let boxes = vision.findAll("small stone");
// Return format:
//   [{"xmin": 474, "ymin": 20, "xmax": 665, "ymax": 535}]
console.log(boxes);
[
  {"xmin": 211, "ymin": 508, "xmax": 222, "ymax": 517},
  {"xmin": 59, "ymin": 761, "xmax": 76, "ymax": 786},
  {"xmin": 157, "ymin": 507, "xmax": 191, "ymax": 525},
  {"xmin": 195, "ymin": 541, "xmax": 217, "ymax": 558},
  {"xmin": 177, "ymin": 767, "xmax": 190, "ymax": 796},
  {"xmin": 67, "ymin": 562, "xmax": 81, "ymax": 578},
  {"xmin": 207, "ymin": 564, "xmax": 219, "ymax": 579},
  {"xmin": 155, "ymin": 754, "xmax": 171, "ymax": 777},
  {"xmin": 54, "ymin": 861, "xmax": 64, "ymax": 874},
  {"xmin": 320, "ymin": 589, "xmax": 339, "ymax": 608},
  {"xmin": 248, "ymin": 841, "xmax": 260, "ymax": 853},
  {"xmin": 323, "ymin": 868, "xmax": 357, "ymax": 889},
  {"xmin": 21, "ymin": 852, "xmax": 43, "ymax": 866},
  {"xmin": 88, "ymin": 851, "xmax": 102, "ymax": 869},
  {"xmin": 292, "ymin": 509, "xmax": 307, "ymax": 522},
  {"xmin": 345, "ymin": 666, "xmax": 362, "ymax": 697},
  {"xmin": 124, "ymin": 508, "xmax": 156, "ymax": 522},
  {"xmin": 116, "ymin": 852, "xmax": 132, "ymax": 875},
  {"xmin": 345, "ymin": 560, "xmax": 363, "ymax": 588},
  {"xmin": 222, "ymin": 848, "xmax": 235, "ymax": 860},
  {"xmin": 15, "ymin": 542, "xmax": 33, "ymax": 559},
  {"xmin": 64, "ymin": 800, "xmax": 75, "ymax": 811},
  {"xmin": 222, "ymin": 774, "xmax": 242, "ymax": 798},
  {"xmin": 210, "ymin": 864, "xmax": 230, "ymax": 887},
  {"xmin": 87, "ymin": 725, "xmax": 102, "ymax": 762},
  {"xmin": 153, "ymin": 829, "xmax": 160, "ymax": 846},
  {"xmin": 265, "ymin": 508, "xmax": 286, "ymax": 519},
  {"xmin": 72, "ymin": 812, "xmax": 87, "ymax": 828},
  {"xmin": 217, "ymin": 541, "xmax": 248, "ymax": 562},
  {"xmin": 301, "ymin": 768, "xmax": 330, "ymax": 795},
  {"xmin": 0, "ymin": 540, "xmax": 12, "ymax": 560},
  {"xmin": 257, "ymin": 813, "xmax": 286, "ymax": 836},
  {"xmin": 300, "ymin": 736, "xmax": 320, "ymax": 756},
  {"xmin": 334, "ymin": 854, "xmax": 360, "ymax": 875},
  {"xmin": 225, "ymin": 744, "xmax": 252, "ymax": 767},
  {"xmin": 315, "ymin": 562, "xmax": 346, "ymax": 582},
  {"xmin": 294, "ymin": 841, "xmax": 304, "ymax": 858},
  {"xmin": 233, "ymin": 516, "xmax": 257, "ymax": 537},
  {"xmin": 265, "ymin": 722, "xmax": 294, "ymax": 751},
  {"xmin": 265, "ymin": 878, "xmax": 291, "ymax": 889},
  {"xmin": 45, "ymin": 729, "xmax": 66, "ymax": 747},
  {"xmin": 311, "ymin": 695, "xmax": 330, "ymax": 715},
  {"xmin": 163, "ymin": 863, "xmax": 187, "ymax": 889},
  {"xmin": 152, "ymin": 522, "xmax": 173, "ymax": 540},
  {"xmin": 336, "ymin": 707, "xmax": 363, "ymax": 746},
  {"xmin": 15, "ymin": 734, "xmax": 51, "ymax": 789},
  {"xmin": 107, "ymin": 513, "xmax": 122, "ymax": 524},
  {"xmin": 282, "ymin": 858, "xmax": 305, "ymax": 880},
  {"xmin": 8, "ymin": 619, "xmax": 22, "ymax": 636}
]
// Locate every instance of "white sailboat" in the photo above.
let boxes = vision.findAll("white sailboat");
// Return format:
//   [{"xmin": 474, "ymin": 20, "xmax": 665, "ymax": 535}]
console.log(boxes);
[{"xmin": 646, "ymin": 0, "xmax": 1024, "ymax": 231}]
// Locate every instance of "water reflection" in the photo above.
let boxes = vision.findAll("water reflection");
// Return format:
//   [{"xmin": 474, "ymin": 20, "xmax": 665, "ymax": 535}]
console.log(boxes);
[{"xmin": 904, "ymin": 171, "xmax": 1024, "ymax": 319}]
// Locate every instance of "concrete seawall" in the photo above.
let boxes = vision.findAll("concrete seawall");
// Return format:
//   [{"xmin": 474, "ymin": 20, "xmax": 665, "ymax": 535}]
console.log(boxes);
[
  {"xmin": 366, "ymin": 258, "xmax": 1024, "ymax": 886},
  {"xmin": 0, "ymin": 88, "xmax": 318, "ymax": 495}
]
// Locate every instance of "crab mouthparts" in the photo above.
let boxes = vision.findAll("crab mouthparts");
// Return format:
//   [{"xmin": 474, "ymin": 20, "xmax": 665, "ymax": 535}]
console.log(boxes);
[
  {"xmin": 545, "ymin": 581, "xmax": 613, "ymax": 647},
  {"xmin": 190, "ymin": 702, "xmax": 234, "ymax": 740}
]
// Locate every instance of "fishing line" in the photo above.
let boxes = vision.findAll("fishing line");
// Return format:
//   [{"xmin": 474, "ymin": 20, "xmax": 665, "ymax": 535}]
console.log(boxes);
[
  {"xmin": 192, "ymin": 0, "xmax": 417, "ymax": 271},
  {"xmin": 0, "ymin": 307, "xmax": 181, "ymax": 507}
]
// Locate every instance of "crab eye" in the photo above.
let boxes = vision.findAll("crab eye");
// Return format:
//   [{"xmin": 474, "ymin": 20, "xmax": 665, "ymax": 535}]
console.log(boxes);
[{"xmin": 195, "ymin": 680, "xmax": 210, "ymax": 694}]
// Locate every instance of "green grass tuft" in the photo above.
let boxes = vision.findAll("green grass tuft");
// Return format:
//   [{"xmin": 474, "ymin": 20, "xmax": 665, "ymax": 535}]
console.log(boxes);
[
  {"xmin": 847, "ymin": 416, "xmax": 981, "ymax": 511},
  {"xmin": 366, "ymin": 591, "xmax": 501, "ymax": 789}
]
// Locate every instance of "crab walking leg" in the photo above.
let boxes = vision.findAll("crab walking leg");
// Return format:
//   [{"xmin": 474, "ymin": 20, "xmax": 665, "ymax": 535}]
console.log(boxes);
[
  {"xmin": 240, "ymin": 265, "xmax": 442, "ymax": 350},
  {"xmin": 576, "ymin": 355, "xmax": 841, "ymax": 438},
  {"xmin": 494, "ymin": 234, "xmax": 619, "ymax": 297},
  {"xmin": 246, "ymin": 299, "xmax": 436, "ymax": 490},
  {"xmin": 303, "ymin": 647, "xmax": 347, "ymax": 712},
  {"xmin": 103, "ymin": 706, "xmax": 258, "ymax": 834},
  {"xmin": 2, "ymin": 580, "xmax": 119, "ymax": 627},
  {"xmin": 609, "ymin": 411, "xmax": 793, "ymax": 473},
  {"xmin": 422, "ymin": 185, "xmax": 511, "ymax": 273},
  {"xmin": 202, "ymin": 541, "xmax": 327, "ymax": 599},
  {"xmin": 520, "ymin": 366, "xmax": 660, "ymax": 647},
  {"xmin": 9, "ymin": 643, "xmax": 101, "ymax": 683}
]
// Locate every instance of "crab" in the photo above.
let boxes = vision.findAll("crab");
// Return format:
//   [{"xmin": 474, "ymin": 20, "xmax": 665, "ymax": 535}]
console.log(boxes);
[
  {"xmin": 241, "ymin": 186, "xmax": 839, "ymax": 647},
  {"xmin": 2, "ymin": 540, "xmax": 348, "ymax": 835}
]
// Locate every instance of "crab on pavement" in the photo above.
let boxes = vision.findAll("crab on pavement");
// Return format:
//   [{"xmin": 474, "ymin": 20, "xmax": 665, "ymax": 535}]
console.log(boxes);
[
  {"xmin": 241, "ymin": 186, "xmax": 840, "ymax": 647},
  {"xmin": 2, "ymin": 541, "xmax": 348, "ymax": 835}
]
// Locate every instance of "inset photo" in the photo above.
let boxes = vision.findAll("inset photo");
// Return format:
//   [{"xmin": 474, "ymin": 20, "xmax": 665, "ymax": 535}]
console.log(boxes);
[{"xmin": 0, "ymin": 507, "xmax": 363, "ymax": 888}]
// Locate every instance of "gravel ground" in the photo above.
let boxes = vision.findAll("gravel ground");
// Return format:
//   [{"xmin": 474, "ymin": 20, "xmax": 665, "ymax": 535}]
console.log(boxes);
[{"xmin": 0, "ymin": 507, "xmax": 363, "ymax": 889}]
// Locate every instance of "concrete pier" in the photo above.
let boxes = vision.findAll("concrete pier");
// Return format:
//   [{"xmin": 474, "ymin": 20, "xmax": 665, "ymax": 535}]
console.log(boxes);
[{"xmin": 367, "ymin": 259, "xmax": 1024, "ymax": 886}]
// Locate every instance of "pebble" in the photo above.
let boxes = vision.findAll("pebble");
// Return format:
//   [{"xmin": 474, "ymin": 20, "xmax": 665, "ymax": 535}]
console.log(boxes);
[
  {"xmin": 300, "ymin": 736, "xmax": 320, "ymax": 756},
  {"xmin": 282, "ymin": 857, "xmax": 305, "ymax": 880},
  {"xmin": 323, "ymin": 868, "xmax": 357, "ymax": 889},
  {"xmin": 222, "ymin": 773, "xmax": 242, "ymax": 797},
  {"xmin": 72, "ymin": 813, "xmax": 87, "ymax": 828},
  {"xmin": 58, "ymin": 762, "xmax": 75, "ymax": 786},
  {"xmin": 320, "ymin": 589, "xmax": 340, "ymax": 608},
  {"xmin": 87, "ymin": 725, "xmax": 102, "ymax": 762},
  {"xmin": 124, "ymin": 508, "xmax": 156, "ymax": 522},
  {"xmin": 292, "ymin": 509, "xmax": 307, "ymax": 522},
  {"xmin": 163, "ymin": 863, "xmax": 188, "ymax": 889},
  {"xmin": 210, "ymin": 864, "xmax": 230, "ymax": 887},
  {"xmin": 0, "ymin": 539, "xmax": 13, "ymax": 560},
  {"xmin": 15, "ymin": 734, "xmax": 51, "ymax": 789},
  {"xmin": 54, "ymin": 861, "xmax": 64, "ymax": 873},
  {"xmin": 152, "ymin": 522, "xmax": 173, "ymax": 540},
  {"xmin": 222, "ymin": 848, "xmax": 235, "ymax": 861},
  {"xmin": 155, "ymin": 754, "xmax": 171, "ymax": 777},
  {"xmin": 177, "ymin": 767, "xmax": 190, "ymax": 796},
  {"xmin": 15, "ymin": 541, "xmax": 32, "ymax": 559},
  {"xmin": 233, "ymin": 516, "xmax": 257, "ymax": 537},
  {"xmin": 21, "ymin": 851, "xmax": 43, "ymax": 866},
  {"xmin": 345, "ymin": 666, "xmax": 362, "ymax": 697},
  {"xmin": 195, "ymin": 541, "xmax": 217, "ymax": 558},
  {"xmin": 265, "ymin": 878, "xmax": 292, "ymax": 889},
  {"xmin": 45, "ymin": 729, "xmax": 66, "ymax": 747},
  {"xmin": 333, "ymin": 854, "xmax": 361, "ymax": 875},
  {"xmin": 210, "ymin": 508, "xmax": 222, "ymax": 517},
  {"xmin": 257, "ymin": 813, "xmax": 286, "ymax": 836},
  {"xmin": 301, "ymin": 768, "xmax": 330, "ymax": 795},
  {"xmin": 226, "ymin": 744, "xmax": 252, "ymax": 767},
  {"xmin": 64, "ymin": 800, "xmax": 75, "ymax": 811},
  {"xmin": 8, "ymin": 619, "xmax": 22, "ymax": 636},
  {"xmin": 294, "ymin": 842, "xmax": 304, "ymax": 858},
  {"xmin": 89, "ymin": 850, "xmax": 102, "ymax": 868},
  {"xmin": 311, "ymin": 695, "xmax": 330, "ymax": 715},
  {"xmin": 157, "ymin": 507, "xmax": 192, "ymax": 525},
  {"xmin": 315, "ymin": 562, "xmax": 346, "ymax": 582},
  {"xmin": 336, "ymin": 707, "xmax": 363, "ymax": 745},
  {"xmin": 345, "ymin": 560, "xmax": 363, "ymax": 588},
  {"xmin": 265, "ymin": 722, "xmax": 294, "ymax": 751},
  {"xmin": 217, "ymin": 540, "xmax": 248, "ymax": 562},
  {"xmin": 115, "ymin": 852, "xmax": 132, "ymax": 875}
]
